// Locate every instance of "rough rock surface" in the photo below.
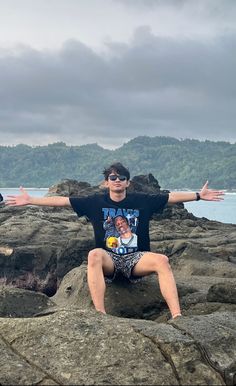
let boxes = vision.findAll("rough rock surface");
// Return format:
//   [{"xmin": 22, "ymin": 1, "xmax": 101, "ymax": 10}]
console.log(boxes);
[
  {"xmin": 0, "ymin": 175, "xmax": 236, "ymax": 384},
  {"xmin": 0, "ymin": 291, "xmax": 235, "ymax": 385}
]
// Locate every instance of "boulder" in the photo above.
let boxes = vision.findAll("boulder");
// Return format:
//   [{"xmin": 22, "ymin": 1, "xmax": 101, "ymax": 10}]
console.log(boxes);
[
  {"xmin": 128, "ymin": 173, "xmax": 161, "ymax": 193},
  {"xmin": 207, "ymin": 282, "xmax": 236, "ymax": 304},
  {"xmin": 0, "ymin": 286, "xmax": 55, "ymax": 318},
  {"xmin": 1, "ymin": 304, "xmax": 235, "ymax": 385},
  {"xmin": 52, "ymin": 264, "xmax": 166, "ymax": 318},
  {"xmin": 47, "ymin": 179, "xmax": 102, "ymax": 197}
]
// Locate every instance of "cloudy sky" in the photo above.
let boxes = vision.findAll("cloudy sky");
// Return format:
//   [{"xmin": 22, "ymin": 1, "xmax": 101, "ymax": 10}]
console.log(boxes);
[{"xmin": 0, "ymin": 0, "xmax": 235, "ymax": 148}]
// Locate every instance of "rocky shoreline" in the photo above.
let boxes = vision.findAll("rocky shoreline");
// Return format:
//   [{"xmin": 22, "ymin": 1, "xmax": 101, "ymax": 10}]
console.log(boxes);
[{"xmin": 0, "ymin": 175, "xmax": 236, "ymax": 385}]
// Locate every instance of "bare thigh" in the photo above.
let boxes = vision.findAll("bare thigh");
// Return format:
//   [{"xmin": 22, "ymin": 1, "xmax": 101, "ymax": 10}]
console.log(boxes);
[
  {"xmin": 132, "ymin": 252, "xmax": 169, "ymax": 277},
  {"xmin": 88, "ymin": 248, "xmax": 115, "ymax": 276}
]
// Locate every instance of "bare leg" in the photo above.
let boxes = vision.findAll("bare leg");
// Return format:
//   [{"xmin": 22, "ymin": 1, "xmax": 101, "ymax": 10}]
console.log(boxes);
[
  {"xmin": 87, "ymin": 248, "xmax": 115, "ymax": 314},
  {"xmin": 132, "ymin": 252, "xmax": 181, "ymax": 318}
]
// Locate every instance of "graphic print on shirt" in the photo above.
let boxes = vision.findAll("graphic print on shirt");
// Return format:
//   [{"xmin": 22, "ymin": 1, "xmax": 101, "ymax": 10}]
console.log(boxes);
[{"xmin": 102, "ymin": 207, "xmax": 139, "ymax": 255}]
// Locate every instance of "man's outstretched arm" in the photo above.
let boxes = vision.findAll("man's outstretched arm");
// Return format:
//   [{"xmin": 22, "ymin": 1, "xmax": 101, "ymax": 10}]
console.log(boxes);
[
  {"xmin": 168, "ymin": 181, "xmax": 225, "ymax": 204},
  {"xmin": 5, "ymin": 187, "xmax": 71, "ymax": 207}
]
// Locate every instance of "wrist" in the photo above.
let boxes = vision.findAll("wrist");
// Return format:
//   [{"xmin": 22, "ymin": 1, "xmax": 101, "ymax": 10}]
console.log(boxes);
[
  {"xmin": 28, "ymin": 196, "xmax": 35, "ymax": 205},
  {"xmin": 196, "ymin": 192, "xmax": 201, "ymax": 201}
]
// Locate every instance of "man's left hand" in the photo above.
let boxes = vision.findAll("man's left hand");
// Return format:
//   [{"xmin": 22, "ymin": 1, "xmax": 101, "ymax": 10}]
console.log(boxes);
[{"xmin": 200, "ymin": 181, "xmax": 225, "ymax": 201}]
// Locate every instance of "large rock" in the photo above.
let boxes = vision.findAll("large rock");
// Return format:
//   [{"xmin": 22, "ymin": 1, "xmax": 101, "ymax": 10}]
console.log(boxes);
[
  {"xmin": 1, "ymin": 304, "xmax": 235, "ymax": 385},
  {"xmin": 0, "ymin": 205, "xmax": 94, "ymax": 295},
  {"xmin": 128, "ymin": 173, "xmax": 161, "ymax": 193},
  {"xmin": 47, "ymin": 179, "xmax": 102, "ymax": 197},
  {"xmin": 0, "ymin": 286, "xmax": 55, "ymax": 317},
  {"xmin": 52, "ymin": 264, "xmax": 207, "ymax": 320},
  {"xmin": 52, "ymin": 264, "xmax": 167, "ymax": 318},
  {"xmin": 207, "ymin": 282, "xmax": 236, "ymax": 304}
]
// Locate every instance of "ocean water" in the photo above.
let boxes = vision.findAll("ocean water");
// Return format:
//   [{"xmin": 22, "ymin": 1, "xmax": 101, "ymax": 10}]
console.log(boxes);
[
  {"xmin": 1, "ymin": 188, "xmax": 236, "ymax": 225},
  {"xmin": 184, "ymin": 193, "xmax": 236, "ymax": 225}
]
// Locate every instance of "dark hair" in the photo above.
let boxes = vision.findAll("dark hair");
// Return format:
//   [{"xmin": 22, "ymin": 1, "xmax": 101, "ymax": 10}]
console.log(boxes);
[
  {"xmin": 103, "ymin": 162, "xmax": 130, "ymax": 181},
  {"xmin": 114, "ymin": 215, "xmax": 129, "ymax": 225}
]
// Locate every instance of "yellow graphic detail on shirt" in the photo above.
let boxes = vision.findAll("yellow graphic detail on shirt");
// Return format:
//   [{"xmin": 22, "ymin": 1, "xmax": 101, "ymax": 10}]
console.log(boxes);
[{"xmin": 106, "ymin": 236, "xmax": 119, "ymax": 248}]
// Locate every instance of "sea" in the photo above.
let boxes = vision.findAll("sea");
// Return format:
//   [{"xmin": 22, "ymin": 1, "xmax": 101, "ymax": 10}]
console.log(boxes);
[{"xmin": 1, "ymin": 188, "xmax": 236, "ymax": 225}]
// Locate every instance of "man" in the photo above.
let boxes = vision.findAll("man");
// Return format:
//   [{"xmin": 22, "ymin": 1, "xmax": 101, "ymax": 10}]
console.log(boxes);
[{"xmin": 6, "ymin": 162, "xmax": 224, "ymax": 319}]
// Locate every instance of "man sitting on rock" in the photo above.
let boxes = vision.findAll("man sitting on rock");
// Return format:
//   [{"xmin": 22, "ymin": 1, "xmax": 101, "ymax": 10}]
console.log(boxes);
[{"xmin": 6, "ymin": 162, "xmax": 224, "ymax": 319}]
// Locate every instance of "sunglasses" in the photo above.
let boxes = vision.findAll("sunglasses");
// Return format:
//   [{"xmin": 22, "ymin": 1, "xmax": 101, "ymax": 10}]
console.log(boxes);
[{"xmin": 108, "ymin": 174, "xmax": 127, "ymax": 181}]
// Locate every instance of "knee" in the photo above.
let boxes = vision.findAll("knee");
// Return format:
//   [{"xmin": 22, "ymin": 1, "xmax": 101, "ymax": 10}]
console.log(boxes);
[
  {"xmin": 155, "ymin": 254, "xmax": 171, "ymax": 272},
  {"xmin": 87, "ymin": 248, "xmax": 103, "ymax": 267}
]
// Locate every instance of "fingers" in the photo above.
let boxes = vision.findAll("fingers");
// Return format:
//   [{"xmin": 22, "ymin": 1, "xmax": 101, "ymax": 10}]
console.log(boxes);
[
  {"xmin": 204, "ymin": 193, "xmax": 225, "ymax": 201},
  {"xmin": 5, "ymin": 195, "xmax": 21, "ymax": 205},
  {"xmin": 210, "ymin": 190, "xmax": 225, "ymax": 194},
  {"xmin": 5, "ymin": 198, "xmax": 16, "ymax": 205},
  {"xmin": 201, "ymin": 180, "xmax": 209, "ymax": 190},
  {"xmin": 5, "ymin": 186, "xmax": 29, "ymax": 207},
  {"xmin": 5, "ymin": 202, "xmax": 14, "ymax": 206},
  {"xmin": 5, "ymin": 200, "xmax": 23, "ymax": 206},
  {"xmin": 213, "ymin": 192, "xmax": 225, "ymax": 197},
  {"xmin": 19, "ymin": 186, "xmax": 26, "ymax": 194}
]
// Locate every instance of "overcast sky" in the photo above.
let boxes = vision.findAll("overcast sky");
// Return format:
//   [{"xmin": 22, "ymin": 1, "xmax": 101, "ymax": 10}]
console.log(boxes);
[{"xmin": 0, "ymin": 0, "xmax": 235, "ymax": 148}]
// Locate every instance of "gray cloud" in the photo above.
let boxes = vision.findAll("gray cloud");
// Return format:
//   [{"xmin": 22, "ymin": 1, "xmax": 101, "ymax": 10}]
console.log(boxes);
[
  {"xmin": 115, "ymin": 0, "xmax": 236, "ymax": 14},
  {"xmin": 0, "ymin": 26, "xmax": 236, "ymax": 148},
  {"xmin": 114, "ymin": 0, "xmax": 189, "ymax": 8}
]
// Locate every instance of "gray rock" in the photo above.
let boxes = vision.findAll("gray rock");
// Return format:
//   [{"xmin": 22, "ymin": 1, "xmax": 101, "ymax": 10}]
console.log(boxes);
[
  {"xmin": 52, "ymin": 264, "xmax": 166, "ymax": 318},
  {"xmin": 170, "ymin": 312, "xmax": 236, "ymax": 385},
  {"xmin": 0, "ymin": 286, "xmax": 55, "ymax": 317},
  {"xmin": 52, "ymin": 264, "xmax": 200, "ymax": 320},
  {"xmin": 47, "ymin": 179, "xmax": 102, "ymax": 197},
  {"xmin": 1, "ymin": 306, "xmax": 235, "ymax": 385},
  {"xmin": 207, "ymin": 282, "xmax": 236, "ymax": 304}
]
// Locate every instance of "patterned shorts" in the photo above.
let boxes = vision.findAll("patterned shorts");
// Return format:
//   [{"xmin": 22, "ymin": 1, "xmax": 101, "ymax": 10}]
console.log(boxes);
[{"xmin": 105, "ymin": 251, "xmax": 146, "ymax": 283}]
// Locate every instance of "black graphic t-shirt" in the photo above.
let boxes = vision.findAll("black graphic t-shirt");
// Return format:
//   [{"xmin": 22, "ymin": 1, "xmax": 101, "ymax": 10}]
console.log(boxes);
[{"xmin": 70, "ymin": 192, "xmax": 169, "ymax": 255}]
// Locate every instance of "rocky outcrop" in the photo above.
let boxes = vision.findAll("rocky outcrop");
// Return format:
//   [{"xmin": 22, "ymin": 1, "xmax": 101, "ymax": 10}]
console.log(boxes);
[
  {"xmin": 1, "ymin": 283, "xmax": 236, "ymax": 385},
  {"xmin": 0, "ymin": 204, "xmax": 94, "ymax": 295},
  {"xmin": 0, "ymin": 286, "xmax": 55, "ymax": 318},
  {"xmin": 1, "ymin": 175, "xmax": 236, "ymax": 384},
  {"xmin": 47, "ymin": 179, "xmax": 102, "ymax": 197}
]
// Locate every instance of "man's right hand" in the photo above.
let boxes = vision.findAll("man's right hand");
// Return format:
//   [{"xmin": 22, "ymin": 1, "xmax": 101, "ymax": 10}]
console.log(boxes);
[{"xmin": 6, "ymin": 187, "xmax": 31, "ymax": 206}]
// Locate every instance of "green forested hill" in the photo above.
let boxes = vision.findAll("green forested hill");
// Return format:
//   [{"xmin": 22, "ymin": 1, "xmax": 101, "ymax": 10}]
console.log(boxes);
[{"xmin": 0, "ymin": 137, "xmax": 236, "ymax": 189}]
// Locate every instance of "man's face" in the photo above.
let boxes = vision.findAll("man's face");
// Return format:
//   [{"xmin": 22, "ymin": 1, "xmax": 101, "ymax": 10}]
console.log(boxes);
[
  {"xmin": 114, "ymin": 216, "xmax": 130, "ymax": 234},
  {"xmin": 105, "ymin": 172, "xmax": 130, "ymax": 193}
]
